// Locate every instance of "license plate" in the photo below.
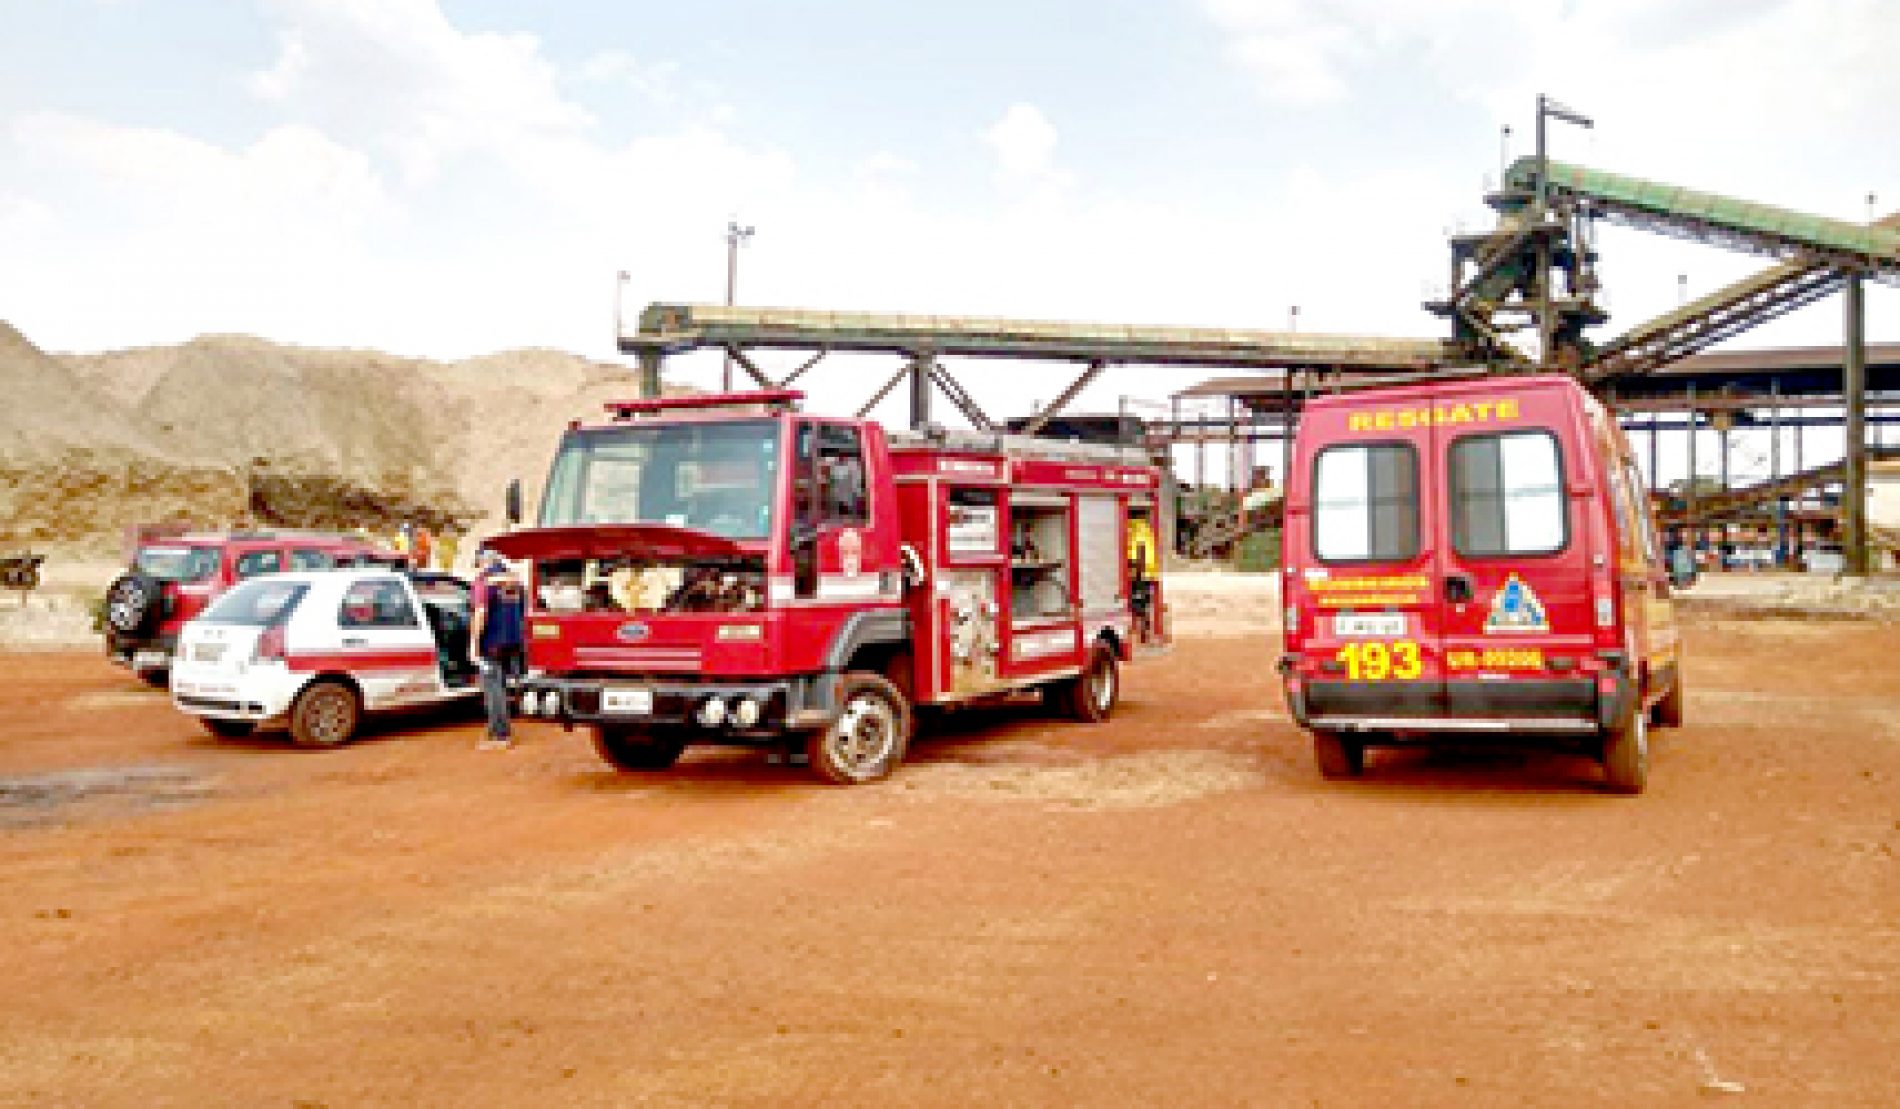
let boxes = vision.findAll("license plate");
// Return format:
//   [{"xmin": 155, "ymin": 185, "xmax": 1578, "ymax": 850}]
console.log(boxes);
[
  {"xmin": 601, "ymin": 688, "xmax": 653, "ymax": 715},
  {"xmin": 1333, "ymin": 613, "xmax": 1407, "ymax": 638},
  {"xmin": 192, "ymin": 643, "xmax": 227, "ymax": 663},
  {"xmin": 132, "ymin": 650, "xmax": 169, "ymax": 669}
]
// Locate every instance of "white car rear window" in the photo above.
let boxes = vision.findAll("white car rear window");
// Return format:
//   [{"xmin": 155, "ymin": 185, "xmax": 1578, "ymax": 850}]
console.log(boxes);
[{"xmin": 199, "ymin": 579, "xmax": 308, "ymax": 626}]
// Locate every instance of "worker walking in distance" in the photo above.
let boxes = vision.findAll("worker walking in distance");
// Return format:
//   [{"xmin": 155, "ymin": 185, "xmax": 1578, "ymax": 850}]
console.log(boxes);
[{"xmin": 469, "ymin": 551, "xmax": 527, "ymax": 750}]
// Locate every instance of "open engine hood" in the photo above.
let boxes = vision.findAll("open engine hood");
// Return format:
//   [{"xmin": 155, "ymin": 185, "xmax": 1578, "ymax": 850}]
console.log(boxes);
[{"xmin": 483, "ymin": 524, "xmax": 751, "ymax": 563}]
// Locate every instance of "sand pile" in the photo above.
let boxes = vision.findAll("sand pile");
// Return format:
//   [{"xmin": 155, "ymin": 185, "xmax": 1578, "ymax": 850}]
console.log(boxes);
[{"xmin": 3, "ymin": 323, "xmax": 650, "ymax": 552}]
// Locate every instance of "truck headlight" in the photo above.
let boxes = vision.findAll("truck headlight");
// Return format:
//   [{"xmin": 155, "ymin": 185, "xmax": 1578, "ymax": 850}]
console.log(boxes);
[
  {"xmin": 540, "ymin": 690, "xmax": 562, "ymax": 718},
  {"xmin": 732, "ymin": 697, "xmax": 762, "ymax": 728},
  {"xmin": 520, "ymin": 690, "xmax": 541, "ymax": 716},
  {"xmin": 697, "ymin": 697, "xmax": 728, "ymax": 727}
]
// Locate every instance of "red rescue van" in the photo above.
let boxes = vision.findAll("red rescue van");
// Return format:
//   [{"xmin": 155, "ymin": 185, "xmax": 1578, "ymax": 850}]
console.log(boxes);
[{"xmin": 1279, "ymin": 374, "xmax": 1684, "ymax": 794}]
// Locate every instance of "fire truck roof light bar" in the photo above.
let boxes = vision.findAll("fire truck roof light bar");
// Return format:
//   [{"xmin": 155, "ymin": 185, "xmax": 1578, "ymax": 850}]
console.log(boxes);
[{"xmin": 605, "ymin": 389, "xmax": 804, "ymax": 418}]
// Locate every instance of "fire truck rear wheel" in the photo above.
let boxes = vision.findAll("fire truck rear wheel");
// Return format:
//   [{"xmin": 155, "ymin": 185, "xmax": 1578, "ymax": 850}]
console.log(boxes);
[
  {"xmin": 807, "ymin": 673, "xmax": 910, "ymax": 785},
  {"xmin": 1312, "ymin": 730, "xmax": 1364, "ymax": 779},
  {"xmin": 592, "ymin": 725, "xmax": 688, "ymax": 772},
  {"xmin": 1059, "ymin": 643, "xmax": 1120, "ymax": 723},
  {"xmin": 136, "ymin": 668, "xmax": 169, "ymax": 689},
  {"xmin": 1600, "ymin": 708, "xmax": 1649, "ymax": 795}
]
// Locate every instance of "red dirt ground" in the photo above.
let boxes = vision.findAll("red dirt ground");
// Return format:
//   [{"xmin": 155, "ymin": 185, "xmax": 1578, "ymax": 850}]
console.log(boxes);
[{"xmin": 1, "ymin": 620, "xmax": 1896, "ymax": 1105}]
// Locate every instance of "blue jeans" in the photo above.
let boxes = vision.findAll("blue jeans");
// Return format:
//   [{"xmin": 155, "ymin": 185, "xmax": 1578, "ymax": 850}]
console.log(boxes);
[{"xmin": 480, "ymin": 649, "xmax": 523, "ymax": 740}]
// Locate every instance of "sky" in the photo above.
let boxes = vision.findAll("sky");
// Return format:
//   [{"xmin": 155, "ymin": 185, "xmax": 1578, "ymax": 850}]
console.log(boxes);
[{"xmin": 2, "ymin": 0, "xmax": 1895, "ymax": 480}]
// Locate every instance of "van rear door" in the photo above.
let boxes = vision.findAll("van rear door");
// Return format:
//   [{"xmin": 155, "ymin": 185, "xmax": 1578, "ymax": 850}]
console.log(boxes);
[
  {"xmin": 1434, "ymin": 384, "xmax": 1597, "ymax": 723},
  {"xmin": 1297, "ymin": 408, "xmax": 1442, "ymax": 722}
]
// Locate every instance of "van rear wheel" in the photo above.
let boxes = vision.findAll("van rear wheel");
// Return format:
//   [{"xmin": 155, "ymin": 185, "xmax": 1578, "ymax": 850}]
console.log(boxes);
[
  {"xmin": 1313, "ymin": 730, "xmax": 1364, "ymax": 779},
  {"xmin": 593, "ymin": 725, "xmax": 687, "ymax": 772},
  {"xmin": 1601, "ymin": 710, "xmax": 1649, "ymax": 795}
]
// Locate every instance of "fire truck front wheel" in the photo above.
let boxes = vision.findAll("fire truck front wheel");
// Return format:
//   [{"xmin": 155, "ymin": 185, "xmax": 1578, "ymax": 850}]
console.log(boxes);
[
  {"xmin": 807, "ymin": 673, "xmax": 910, "ymax": 785},
  {"xmin": 593, "ymin": 725, "xmax": 688, "ymax": 772}
]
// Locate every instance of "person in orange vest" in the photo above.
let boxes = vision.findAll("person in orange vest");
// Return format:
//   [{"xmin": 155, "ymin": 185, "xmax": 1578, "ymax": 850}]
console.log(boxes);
[{"xmin": 412, "ymin": 525, "xmax": 434, "ymax": 570}]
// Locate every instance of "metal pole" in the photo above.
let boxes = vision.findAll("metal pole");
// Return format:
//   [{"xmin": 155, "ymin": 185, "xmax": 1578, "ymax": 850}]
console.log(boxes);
[
  {"xmin": 1534, "ymin": 94, "xmax": 1548, "ymax": 214},
  {"xmin": 1686, "ymin": 385, "xmax": 1699, "ymax": 565},
  {"xmin": 909, "ymin": 352, "xmax": 933, "ymax": 431},
  {"xmin": 1227, "ymin": 396, "xmax": 1239, "ymax": 492},
  {"xmin": 1771, "ymin": 382, "xmax": 1784, "ymax": 566},
  {"xmin": 722, "ymin": 219, "xmax": 754, "ymax": 392},
  {"xmin": 1647, "ymin": 414, "xmax": 1660, "ymax": 491},
  {"xmin": 1844, "ymin": 275, "xmax": 1868, "ymax": 575}
]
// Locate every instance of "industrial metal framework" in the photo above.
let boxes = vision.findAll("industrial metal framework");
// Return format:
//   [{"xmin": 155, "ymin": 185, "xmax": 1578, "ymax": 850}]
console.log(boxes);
[{"xmin": 619, "ymin": 103, "xmax": 1893, "ymax": 573}]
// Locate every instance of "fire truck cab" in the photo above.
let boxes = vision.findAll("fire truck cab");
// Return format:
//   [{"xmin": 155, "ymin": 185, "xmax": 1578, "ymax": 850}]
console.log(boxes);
[
  {"xmin": 1279, "ymin": 374, "xmax": 1683, "ymax": 794},
  {"xmin": 488, "ymin": 390, "xmax": 1167, "ymax": 784}
]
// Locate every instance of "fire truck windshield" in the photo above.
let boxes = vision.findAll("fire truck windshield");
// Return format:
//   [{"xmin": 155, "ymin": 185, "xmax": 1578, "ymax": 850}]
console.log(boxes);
[{"xmin": 538, "ymin": 419, "xmax": 780, "ymax": 540}]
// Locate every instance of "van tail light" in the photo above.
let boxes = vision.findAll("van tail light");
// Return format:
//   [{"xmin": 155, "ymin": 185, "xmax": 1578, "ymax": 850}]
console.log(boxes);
[{"xmin": 253, "ymin": 625, "xmax": 287, "ymax": 663}]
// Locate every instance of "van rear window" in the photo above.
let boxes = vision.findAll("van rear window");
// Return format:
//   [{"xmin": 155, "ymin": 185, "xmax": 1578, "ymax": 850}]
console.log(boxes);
[
  {"xmin": 1313, "ymin": 444, "xmax": 1419, "ymax": 562},
  {"xmin": 1450, "ymin": 430, "xmax": 1566, "ymax": 556}
]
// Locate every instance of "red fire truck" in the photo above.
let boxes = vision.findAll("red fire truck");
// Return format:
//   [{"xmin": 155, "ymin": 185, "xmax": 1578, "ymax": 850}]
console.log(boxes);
[{"xmin": 487, "ymin": 389, "xmax": 1168, "ymax": 784}]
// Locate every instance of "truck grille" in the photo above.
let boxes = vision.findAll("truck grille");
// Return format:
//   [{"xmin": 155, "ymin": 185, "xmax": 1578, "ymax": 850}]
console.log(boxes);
[{"xmin": 573, "ymin": 646, "xmax": 703, "ymax": 672}]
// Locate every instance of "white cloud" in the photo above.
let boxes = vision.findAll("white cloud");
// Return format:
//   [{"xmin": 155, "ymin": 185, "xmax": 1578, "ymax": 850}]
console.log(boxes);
[
  {"xmin": 13, "ymin": 111, "xmax": 389, "ymax": 228},
  {"xmin": 981, "ymin": 103, "xmax": 1072, "ymax": 193},
  {"xmin": 249, "ymin": 0, "xmax": 591, "ymax": 184},
  {"xmin": 577, "ymin": 48, "xmax": 684, "ymax": 106}
]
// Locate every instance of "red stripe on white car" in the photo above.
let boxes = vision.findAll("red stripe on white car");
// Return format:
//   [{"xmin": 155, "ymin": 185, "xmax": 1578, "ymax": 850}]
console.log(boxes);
[{"xmin": 285, "ymin": 650, "xmax": 439, "ymax": 672}]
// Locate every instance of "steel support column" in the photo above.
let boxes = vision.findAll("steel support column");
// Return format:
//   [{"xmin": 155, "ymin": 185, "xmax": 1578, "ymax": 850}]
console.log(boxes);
[
  {"xmin": 1770, "ymin": 382, "xmax": 1784, "ymax": 565},
  {"xmin": 1844, "ymin": 275, "xmax": 1868, "ymax": 575},
  {"xmin": 909, "ymin": 353, "xmax": 933, "ymax": 430},
  {"xmin": 1686, "ymin": 383, "xmax": 1699, "ymax": 559}
]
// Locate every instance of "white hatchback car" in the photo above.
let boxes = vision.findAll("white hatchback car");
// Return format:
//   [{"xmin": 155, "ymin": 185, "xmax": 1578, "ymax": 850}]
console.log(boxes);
[{"xmin": 171, "ymin": 569, "xmax": 482, "ymax": 746}]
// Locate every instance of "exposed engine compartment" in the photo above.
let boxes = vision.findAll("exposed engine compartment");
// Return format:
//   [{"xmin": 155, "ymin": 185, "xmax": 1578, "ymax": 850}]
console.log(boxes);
[{"xmin": 536, "ymin": 556, "xmax": 766, "ymax": 615}]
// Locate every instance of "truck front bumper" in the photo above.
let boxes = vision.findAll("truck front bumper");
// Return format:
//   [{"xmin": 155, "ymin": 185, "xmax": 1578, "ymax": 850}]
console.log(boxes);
[{"xmin": 516, "ymin": 674, "xmax": 838, "ymax": 737}]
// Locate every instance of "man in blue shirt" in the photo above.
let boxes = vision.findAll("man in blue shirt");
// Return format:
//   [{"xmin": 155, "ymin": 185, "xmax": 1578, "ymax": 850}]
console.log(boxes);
[{"xmin": 469, "ymin": 551, "xmax": 527, "ymax": 750}]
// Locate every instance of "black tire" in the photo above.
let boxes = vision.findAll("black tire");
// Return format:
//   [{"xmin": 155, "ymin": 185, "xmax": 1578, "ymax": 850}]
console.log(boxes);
[
  {"xmin": 288, "ymin": 680, "xmax": 361, "ymax": 748},
  {"xmin": 104, "ymin": 572, "xmax": 162, "ymax": 636},
  {"xmin": 592, "ymin": 725, "xmax": 687, "ymax": 772},
  {"xmin": 200, "ymin": 718, "xmax": 255, "ymax": 739},
  {"xmin": 1601, "ymin": 709, "xmax": 1649, "ymax": 795},
  {"xmin": 807, "ymin": 672, "xmax": 911, "ymax": 785},
  {"xmin": 1650, "ymin": 671, "xmax": 1685, "ymax": 729},
  {"xmin": 136, "ymin": 668, "xmax": 170, "ymax": 689},
  {"xmin": 1313, "ymin": 730, "xmax": 1365, "ymax": 779},
  {"xmin": 1059, "ymin": 642, "xmax": 1120, "ymax": 723}
]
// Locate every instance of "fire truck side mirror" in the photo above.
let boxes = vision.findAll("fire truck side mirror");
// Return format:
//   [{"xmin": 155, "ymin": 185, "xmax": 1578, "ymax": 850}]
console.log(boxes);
[{"xmin": 504, "ymin": 479, "xmax": 523, "ymax": 527}]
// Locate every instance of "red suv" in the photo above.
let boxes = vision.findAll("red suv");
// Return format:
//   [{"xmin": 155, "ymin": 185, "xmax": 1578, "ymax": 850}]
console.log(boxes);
[{"xmin": 103, "ymin": 531, "xmax": 405, "ymax": 685}]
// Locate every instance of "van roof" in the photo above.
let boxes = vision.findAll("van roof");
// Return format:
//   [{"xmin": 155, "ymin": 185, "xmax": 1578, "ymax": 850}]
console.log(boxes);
[{"xmin": 1301, "ymin": 372, "xmax": 1588, "ymax": 412}]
